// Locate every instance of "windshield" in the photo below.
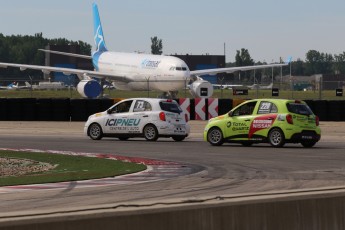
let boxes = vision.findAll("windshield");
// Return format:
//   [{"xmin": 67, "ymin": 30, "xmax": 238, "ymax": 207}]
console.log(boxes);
[
  {"xmin": 286, "ymin": 103, "xmax": 313, "ymax": 116},
  {"xmin": 159, "ymin": 101, "xmax": 182, "ymax": 114}
]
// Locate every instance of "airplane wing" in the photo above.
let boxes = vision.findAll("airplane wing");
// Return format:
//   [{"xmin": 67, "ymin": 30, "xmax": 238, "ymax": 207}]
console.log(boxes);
[
  {"xmin": 190, "ymin": 63, "xmax": 288, "ymax": 77},
  {"xmin": 38, "ymin": 49, "xmax": 92, "ymax": 59},
  {"xmin": 0, "ymin": 62, "xmax": 131, "ymax": 83}
]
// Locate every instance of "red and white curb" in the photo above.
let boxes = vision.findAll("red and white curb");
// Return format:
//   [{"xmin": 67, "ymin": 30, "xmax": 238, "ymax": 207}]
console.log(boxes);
[{"xmin": 0, "ymin": 148, "xmax": 195, "ymax": 193}]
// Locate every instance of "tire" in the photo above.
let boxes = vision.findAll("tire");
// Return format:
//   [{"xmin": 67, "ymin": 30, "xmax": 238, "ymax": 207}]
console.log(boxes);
[
  {"xmin": 241, "ymin": 142, "xmax": 253, "ymax": 147},
  {"xmin": 172, "ymin": 136, "xmax": 185, "ymax": 142},
  {"xmin": 143, "ymin": 124, "xmax": 158, "ymax": 141},
  {"xmin": 118, "ymin": 137, "xmax": 129, "ymax": 141},
  {"xmin": 301, "ymin": 141, "xmax": 317, "ymax": 148},
  {"xmin": 268, "ymin": 128, "xmax": 285, "ymax": 147},
  {"xmin": 207, "ymin": 127, "xmax": 224, "ymax": 146},
  {"xmin": 88, "ymin": 123, "xmax": 103, "ymax": 140}
]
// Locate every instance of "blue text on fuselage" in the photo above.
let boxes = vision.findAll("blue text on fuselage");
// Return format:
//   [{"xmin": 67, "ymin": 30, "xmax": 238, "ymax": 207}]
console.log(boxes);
[{"xmin": 141, "ymin": 59, "xmax": 161, "ymax": 68}]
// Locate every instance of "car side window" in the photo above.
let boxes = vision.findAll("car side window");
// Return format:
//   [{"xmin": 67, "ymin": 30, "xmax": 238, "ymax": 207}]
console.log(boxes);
[
  {"xmin": 133, "ymin": 100, "xmax": 152, "ymax": 112},
  {"xmin": 232, "ymin": 101, "xmax": 257, "ymax": 116},
  {"xmin": 110, "ymin": 100, "xmax": 133, "ymax": 114},
  {"xmin": 257, "ymin": 101, "xmax": 278, "ymax": 114}
]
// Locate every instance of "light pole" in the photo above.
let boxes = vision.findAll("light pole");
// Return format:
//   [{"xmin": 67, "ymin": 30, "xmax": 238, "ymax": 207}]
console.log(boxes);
[{"xmin": 145, "ymin": 76, "xmax": 151, "ymax": 97}]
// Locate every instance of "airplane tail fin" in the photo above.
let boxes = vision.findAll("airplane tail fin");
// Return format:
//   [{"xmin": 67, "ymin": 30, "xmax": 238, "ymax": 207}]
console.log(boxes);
[{"xmin": 92, "ymin": 3, "xmax": 108, "ymax": 54}]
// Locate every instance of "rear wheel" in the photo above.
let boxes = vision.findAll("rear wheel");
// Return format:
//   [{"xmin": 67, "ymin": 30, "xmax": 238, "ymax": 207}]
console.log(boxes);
[
  {"xmin": 143, "ymin": 124, "xmax": 158, "ymax": 141},
  {"xmin": 172, "ymin": 136, "xmax": 185, "ymax": 142},
  {"xmin": 207, "ymin": 127, "xmax": 224, "ymax": 146},
  {"xmin": 241, "ymin": 142, "xmax": 253, "ymax": 147},
  {"xmin": 301, "ymin": 141, "xmax": 317, "ymax": 148},
  {"xmin": 88, "ymin": 123, "xmax": 103, "ymax": 140},
  {"xmin": 268, "ymin": 128, "xmax": 285, "ymax": 147}
]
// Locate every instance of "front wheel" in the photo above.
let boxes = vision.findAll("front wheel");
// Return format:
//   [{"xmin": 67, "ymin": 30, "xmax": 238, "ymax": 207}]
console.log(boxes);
[
  {"xmin": 88, "ymin": 123, "xmax": 103, "ymax": 140},
  {"xmin": 268, "ymin": 128, "xmax": 285, "ymax": 147},
  {"xmin": 143, "ymin": 124, "xmax": 158, "ymax": 141},
  {"xmin": 207, "ymin": 127, "xmax": 224, "ymax": 146},
  {"xmin": 301, "ymin": 141, "xmax": 317, "ymax": 148}
]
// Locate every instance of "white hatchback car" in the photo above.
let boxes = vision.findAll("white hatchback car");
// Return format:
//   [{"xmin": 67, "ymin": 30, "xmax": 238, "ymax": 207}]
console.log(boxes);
[{"xmin": 85, "ymin": 98, "xmax": 190, "ymax": 141}]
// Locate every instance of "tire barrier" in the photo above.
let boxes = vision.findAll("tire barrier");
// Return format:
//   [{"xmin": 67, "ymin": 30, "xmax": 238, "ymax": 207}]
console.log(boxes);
[
  {"xmin": 52, "ymin": 98, "xmax": 70, "ymax": 121},
  {"xmin": 0, "ymin": 98, "xmax": 7, "ymax": 120},
  {"xmin": 70, "ymin": 99, "xmax": 88, "ymax": 121},
  {"xmin": 0, "ymin": 98, "xmax": 344, "ymax": 121},
  {"xmin": 36, "ymin": 98, "xmax": 53, "ymax": 121},
  {"xmin": 312, "ymin": 100, "xmax": 329, "ymax": 121},
  {"xmin": 218, "ymin": 99, "xmax": 233, "ymax": 116}
]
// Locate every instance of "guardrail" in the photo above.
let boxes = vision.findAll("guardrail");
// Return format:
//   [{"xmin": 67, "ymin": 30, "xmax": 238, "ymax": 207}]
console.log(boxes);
[
  {"xmin": 2, "ymin": 187, "xmax": 345, "ymax": 229},
  {"xmin": 0, "ymin": 98, "xmax": 344, "ymax": 121}
]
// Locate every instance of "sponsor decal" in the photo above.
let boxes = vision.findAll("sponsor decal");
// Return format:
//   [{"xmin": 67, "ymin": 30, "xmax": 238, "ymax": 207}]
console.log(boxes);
[
  {"xmin": 248, "ymin": 114, "xmax": 277, "ymax": 138},
  {"xmin": 141, "ymin": 59, "xmax": 161, "ymax": 68},
  {"xmin": 230, "ymin": 122, "xmax": 249, "ymax": 132},
  {"xmin": 106, "ymin": 118, "xmax": 141, "ymax": 127},
  {"xmin": 105, "ymin": 118, "xmax": 141, "ymax": 132},
  {"xmin": 227, "ymin": 121, "xmax": 231, "ymax": 128},
  {"xmin": 232, "ymin": 127, "xmax": 249, "ymax": 132}
]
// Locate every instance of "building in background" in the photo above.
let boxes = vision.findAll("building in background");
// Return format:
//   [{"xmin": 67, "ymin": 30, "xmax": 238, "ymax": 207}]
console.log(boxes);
[
  {"xmin": 44, "ymin": 45, "xmax": 93, "ymax": 86},
  {"xmin": 172, "ymin": 54, "xmax": 226, "ymax": 84}
]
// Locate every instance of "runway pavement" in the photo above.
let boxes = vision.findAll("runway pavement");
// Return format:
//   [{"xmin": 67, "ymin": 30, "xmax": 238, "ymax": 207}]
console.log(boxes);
[
  {"xmin": 0, "ymin": 120, "xmax": 344, "ymax": 141},
  {"xmin": 0, "ymin": 121, "xmax": 345, "ymax": 216}
]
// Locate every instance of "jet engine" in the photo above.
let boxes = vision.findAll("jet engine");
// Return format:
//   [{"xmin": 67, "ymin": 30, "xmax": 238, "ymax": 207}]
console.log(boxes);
[
  {"xmin": 189, "ymin": 80, "xmax": 213, "ymax": 98},
  {"xmin": 77, "ymin": 79, "xmax": 102, "ymax": 98}
]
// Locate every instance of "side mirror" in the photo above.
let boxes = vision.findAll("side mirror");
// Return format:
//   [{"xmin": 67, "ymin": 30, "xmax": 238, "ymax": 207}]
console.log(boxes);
[
  {"xmin": 228, "ymin": 111, "xmax": 233, "ymax": 117},
  {"xmin": 107, "ymin": 109, "xmax": 112, "ymax": 114}
]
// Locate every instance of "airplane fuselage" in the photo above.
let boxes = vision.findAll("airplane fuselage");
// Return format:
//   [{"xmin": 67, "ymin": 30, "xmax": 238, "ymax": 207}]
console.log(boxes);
[{"xmin": 95, "ymin": 52, "xmax": 191, "ymax": 92}]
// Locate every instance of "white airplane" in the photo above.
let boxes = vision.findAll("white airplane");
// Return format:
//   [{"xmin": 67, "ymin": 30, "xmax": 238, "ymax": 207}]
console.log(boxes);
[
  {"xmin": 0, "ymin": 3, "xmax": 289, "ymax": 98},
  {"xmin": 213, "ymin": 83, "xmax": 244, "ymax": 89},
  {"xmin": 0, "ymin": 82, "xmax": 31, "ymax": 90},
  {"xmin": 248, "ymin": 82, "xmax": 273, "ymax": 89}
]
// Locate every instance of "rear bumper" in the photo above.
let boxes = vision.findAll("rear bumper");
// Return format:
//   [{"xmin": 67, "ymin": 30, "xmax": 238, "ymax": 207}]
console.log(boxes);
[{"xmin": 288, "ymin": 130, "xmax": 321, "ymax": 143}]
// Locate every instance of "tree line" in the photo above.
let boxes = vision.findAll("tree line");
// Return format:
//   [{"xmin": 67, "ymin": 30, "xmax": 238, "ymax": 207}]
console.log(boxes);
[
  {"xmin": 229, "ymin": 48, "xmax": 345, "ymax": 82},
  {"xmin": 0, "ymin": 33, "xmax": 91, "ymax": 79},
  {"xmin": 1, "ymin": 34, "xmax": 344, "ymax": 81}
]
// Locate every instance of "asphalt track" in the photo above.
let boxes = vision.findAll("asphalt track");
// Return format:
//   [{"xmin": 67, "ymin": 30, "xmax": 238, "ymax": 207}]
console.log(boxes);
[{"xmin": 1, "ymin": 121, "xmax": 345, "ymax": 216}]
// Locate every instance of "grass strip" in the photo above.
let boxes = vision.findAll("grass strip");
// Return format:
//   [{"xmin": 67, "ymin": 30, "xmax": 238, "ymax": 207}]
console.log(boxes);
[{"xmin": 0, "ymin": 150, "xmax": 146, "ymax": 186}]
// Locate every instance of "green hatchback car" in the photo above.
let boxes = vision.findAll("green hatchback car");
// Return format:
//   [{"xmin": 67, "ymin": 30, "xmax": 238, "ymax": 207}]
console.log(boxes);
[{"xmin": 204, "ymin": 99, "xmax": 321, "ymax": 147}]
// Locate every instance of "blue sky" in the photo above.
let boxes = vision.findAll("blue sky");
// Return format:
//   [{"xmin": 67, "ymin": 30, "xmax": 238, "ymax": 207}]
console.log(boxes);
[{"xmin": 1, "ymin": 0, "xmax": 344, "ymax": 62}]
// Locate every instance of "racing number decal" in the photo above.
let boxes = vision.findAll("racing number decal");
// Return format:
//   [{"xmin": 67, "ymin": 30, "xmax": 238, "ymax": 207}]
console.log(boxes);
[{"xmin": 248, "ymin": 114, "xmax": 277, "ymax": 138}]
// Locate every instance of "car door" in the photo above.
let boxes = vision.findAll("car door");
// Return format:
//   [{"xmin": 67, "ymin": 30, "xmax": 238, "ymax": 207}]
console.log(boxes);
[
  {"xmin": 225, "ymin": 101, "xmax": 257, "ymax": 140},
  {"xmin": 131, "ymin": 99, "xmax": 153, "ymax": 134},
  {"xmin": 103, "ymin": 100, "xmax": 134, "ymax": 134},
  {"xmin": 248, "ymin": 101, "xmax": 279, "ymax": 139}
]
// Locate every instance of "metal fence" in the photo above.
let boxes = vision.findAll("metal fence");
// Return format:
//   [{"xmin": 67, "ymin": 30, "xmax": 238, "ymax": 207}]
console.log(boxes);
[{"xmin": 0, "ymin": 79, "xmax": 344, "ymax": 100}]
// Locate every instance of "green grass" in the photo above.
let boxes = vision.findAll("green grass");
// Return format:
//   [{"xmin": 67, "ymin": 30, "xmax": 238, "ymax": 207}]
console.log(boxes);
[
  {"xmin": 0, "ymin": 88, "xmax": 343, "ymax": 100},
  {"xmin": 0, "ymin": 150, "xmax": 146, "ymax": 186}
]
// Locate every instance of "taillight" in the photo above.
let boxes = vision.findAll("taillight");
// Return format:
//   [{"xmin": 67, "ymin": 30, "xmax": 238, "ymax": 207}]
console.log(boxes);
[
  {"xmin": 159, "ymin": 112, "xmax": 166, "ymax": 121},
  {"xmin": 184, "ymin": 113, "xmax": 189, "ymax": 122},
  {"xmin": 315, "ymin": 116, "xmax": 319, "ymax": 126},
  {"xmin": 286, "ymin": 114, "xmax": 293, "ymax": 124}
]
